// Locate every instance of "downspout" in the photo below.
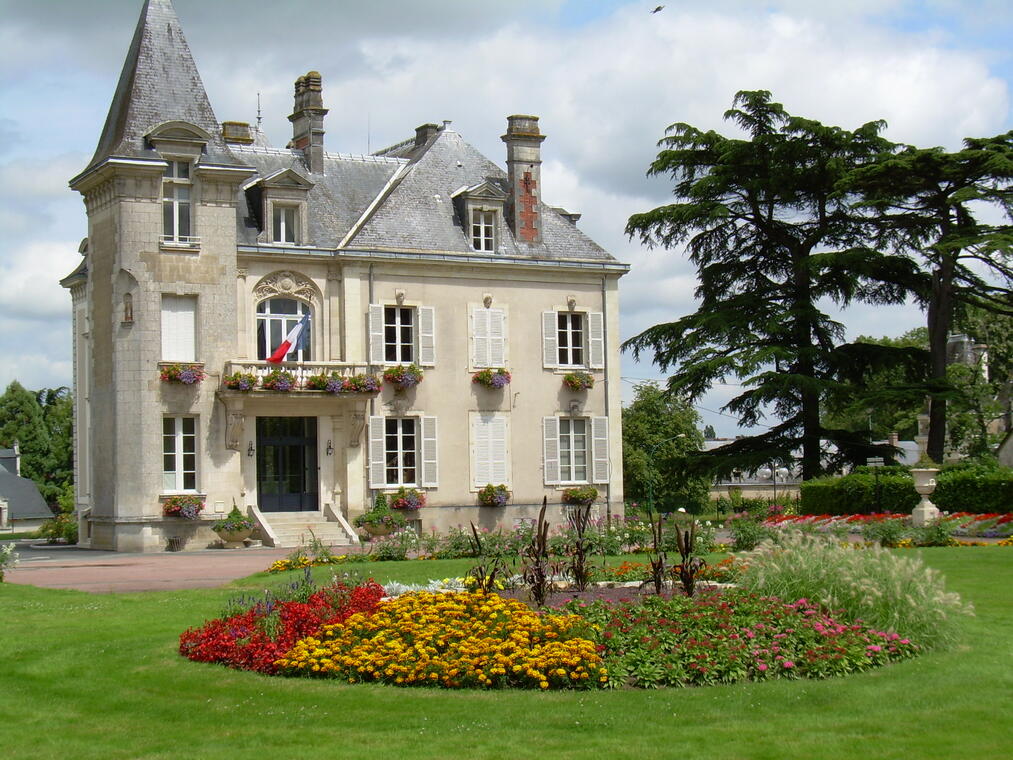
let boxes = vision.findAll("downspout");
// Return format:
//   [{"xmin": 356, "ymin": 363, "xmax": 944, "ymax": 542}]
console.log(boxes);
[
  {"xmin": 367, "ymin": 264, "xmax": 375, "ymax": 507},
  {"xmin": 601, "ymin": 275, "xmax": 612, "ymax": 525}
]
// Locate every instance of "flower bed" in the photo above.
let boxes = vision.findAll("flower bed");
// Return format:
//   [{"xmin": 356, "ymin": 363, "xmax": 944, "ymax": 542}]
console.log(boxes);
[
  {"xmin": 567, "ymin": 591, "xmax": 920, "ymax": 688},
  {"xmin": 277, "ymin": 591, "xmax": 606, "ymax": 690},
  {"xmin": 179, "ymin": 580, "xmax": 385, "ymax": 674}
]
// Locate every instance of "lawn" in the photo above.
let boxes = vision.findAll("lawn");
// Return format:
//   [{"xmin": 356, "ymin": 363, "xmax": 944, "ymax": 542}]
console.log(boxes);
[{"xmin": 1, "ymin": 549, "xmax": 1009, "ymax": 760}]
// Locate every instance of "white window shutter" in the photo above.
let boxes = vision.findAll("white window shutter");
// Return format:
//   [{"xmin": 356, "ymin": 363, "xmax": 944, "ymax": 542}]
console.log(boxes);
[
  {"xmin": 418, "ymin": 306, "xmax": 436, "ymax": 366},
  {"xmin": 368, "ymin": 416, "xmax": 386, "ymax": 489},
  {"xmin": 368, "ymin": 304, "xmax": 385, "ymax": 365},
  {"xmin": 472, "ymin": 414, "xmax": 489, "ymax": 487},
  {"xmin": 543, "ymin": 416, "xmax": 560, "ymax": 486},
  {"xmin": 490, "ymin": 414, "xmax": 508, "ymax": 484},
  {"xmin": 421, "ymin": 416, "xmax": 438, "ymax": 487},
  {"xmin": 472, "ymin": 308, "xmax": 489, "ymax": 367},
  {"xmin": 161, "ymin": 295, "xmax": 196, "ymax": 361},
  {"xmin": 542, "ymin": 311, "xmax": 558, "ymax": 369},
  {"xmin": 588, "ymin": 311, "xmax": 604, "ymax": 369},
  {"xmin": 591, "ymin": 416, "xmax": 609, "ymax": 484},
  {"xmin": 489, "ymin": 309, "xmax": 506, "ymax": 368}
]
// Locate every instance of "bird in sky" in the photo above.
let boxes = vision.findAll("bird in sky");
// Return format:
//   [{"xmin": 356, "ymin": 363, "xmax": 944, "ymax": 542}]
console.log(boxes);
[{"xmin": 651, "ymin": 5, "xmax": 665, "ymax": 12}]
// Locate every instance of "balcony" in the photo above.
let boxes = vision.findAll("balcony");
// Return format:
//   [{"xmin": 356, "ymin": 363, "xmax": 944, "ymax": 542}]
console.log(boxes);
[{"xmin": 222, "ymin": 361, "xmax": 372, "ymax": 386}]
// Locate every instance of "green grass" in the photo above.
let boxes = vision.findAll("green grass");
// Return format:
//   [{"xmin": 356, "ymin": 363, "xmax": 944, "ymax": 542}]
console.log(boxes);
[{"xmin": 1, "ymin": 549, "xmax": 1010, "ymax": 759}]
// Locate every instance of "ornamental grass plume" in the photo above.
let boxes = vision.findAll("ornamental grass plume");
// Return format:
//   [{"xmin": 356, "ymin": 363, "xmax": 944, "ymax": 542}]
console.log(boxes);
[{"xmin": 737, "ymin": 532, "xmax": 973, "ymax": 650}]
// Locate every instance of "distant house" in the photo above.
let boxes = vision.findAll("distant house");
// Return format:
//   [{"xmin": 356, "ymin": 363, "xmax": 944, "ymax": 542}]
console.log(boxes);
[
  {"xmin": 61, "ymin": 0, "xmax": 627, "ymax": 552},
  {"xmin": 0, "ymin": 444, "xmax": 52, "ymax": 531}
]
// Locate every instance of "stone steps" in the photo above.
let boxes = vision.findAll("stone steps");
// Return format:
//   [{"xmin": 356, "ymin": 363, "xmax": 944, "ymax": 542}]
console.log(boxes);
[{"xmin": 259, "ymin": 511, "xmax": 356, "ymax": 548}]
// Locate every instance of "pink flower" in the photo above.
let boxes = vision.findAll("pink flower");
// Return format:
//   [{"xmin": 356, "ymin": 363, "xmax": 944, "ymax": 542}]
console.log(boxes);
[
  {"xmin": 757, "ymin": 663, "xmax": 768, "ymax": 672},
  {"xmin": 782, "ymin": 661, "xmax": 795, "ymax": 668},
  {"xmin": 867, "ymin": 645, "xmax": 882, "ymax": 653}
]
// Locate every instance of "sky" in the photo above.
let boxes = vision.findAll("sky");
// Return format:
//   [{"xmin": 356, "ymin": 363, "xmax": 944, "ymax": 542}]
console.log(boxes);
[{"xmin": 0, "ymin": 0, "xmax": 1009, "ymax": 437}]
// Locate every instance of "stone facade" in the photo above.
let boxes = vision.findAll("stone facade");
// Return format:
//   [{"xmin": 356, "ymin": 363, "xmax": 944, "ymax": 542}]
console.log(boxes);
[{"xmin": 64, "ymin": 0, "xmax": 627, "ymax": 552}]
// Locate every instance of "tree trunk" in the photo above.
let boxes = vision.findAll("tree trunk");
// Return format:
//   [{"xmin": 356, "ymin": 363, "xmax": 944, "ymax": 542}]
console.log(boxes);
[{"xmin": 926, "ymin": 254, "xmax": 956, "ymax": 463}]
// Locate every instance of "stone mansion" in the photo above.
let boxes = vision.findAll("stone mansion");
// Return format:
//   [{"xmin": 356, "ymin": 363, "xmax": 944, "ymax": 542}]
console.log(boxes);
[{"xmin": 63, "ymin": 0, "xmax": 627, "ymax": 552}]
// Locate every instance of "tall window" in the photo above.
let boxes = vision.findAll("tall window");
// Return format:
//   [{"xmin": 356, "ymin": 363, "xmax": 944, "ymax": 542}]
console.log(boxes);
[
  {"xmin": 163, "ymin": 416, "xmax": 197, "ymax": 492},
  {"xmin": 559, "ymin": 418, "xmax": 588, "ymax": 483},
  {"xmin": 384, "ymin": 306, "xmax": 414, "ymax": 363},
  {"xmin": 272, "ymin": 205, "xmax": 298, "ymax": 244},
  {"xmin": 471, "ymin": 208, "xmax": 495, "ymax": 252},
  {"xmin": 557, "ymin": 313, "xmax": 584, "ymax": 366},
  {"xmin": 257, "ymin": 298, "xmax": 311, "ymax": 362},
  {"xmin": 162, "ymin": 160, "xmax": 192, "ymax": 242},
  {"xmin": 385, "ymin": 418, "xmax": 417, "ymax": 486}
]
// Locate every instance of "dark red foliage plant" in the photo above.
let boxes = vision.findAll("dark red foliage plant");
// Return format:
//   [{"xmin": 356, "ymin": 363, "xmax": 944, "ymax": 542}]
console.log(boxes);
[{"xmin": 178, "ymin": 580, "xmax": 385, "ymax": 674}]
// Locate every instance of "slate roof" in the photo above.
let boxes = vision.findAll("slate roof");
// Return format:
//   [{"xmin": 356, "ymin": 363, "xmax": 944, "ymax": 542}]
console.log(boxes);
[
  {"xmin": 348, "ymin": 129, "xmax": 614, "ymax": 262},
  {"xmin": 0, "ymin": 448, "xmax": 16, "ymax": 476},
  {"xmin": 0, "ymin": 471, "xmax": 52, "ymax": 521},
  {"xmin": 86, "ymin": 0, "xmax": 241, "ymax": 171},
  {"xmin": 231, "ymin": 147, "xmax": 405, "ymax": 249}
]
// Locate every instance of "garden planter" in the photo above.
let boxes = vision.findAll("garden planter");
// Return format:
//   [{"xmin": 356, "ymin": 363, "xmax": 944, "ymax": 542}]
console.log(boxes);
[
  {"xmin": 911, "ymin": 468, "xmax": 940, "ymax": 526},
  {"xmin": 215, "ymin": 527, "xmax": 252, "ymax": 549},
  {"xmin": 364, "ymin": 523, "xmax": 395, "ymax": 537}
]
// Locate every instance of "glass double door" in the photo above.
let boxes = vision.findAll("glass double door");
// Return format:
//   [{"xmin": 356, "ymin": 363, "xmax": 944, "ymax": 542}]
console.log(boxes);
[{"xmin": 256, "ymin": 417, "xmax": 318, "ymax": 512}]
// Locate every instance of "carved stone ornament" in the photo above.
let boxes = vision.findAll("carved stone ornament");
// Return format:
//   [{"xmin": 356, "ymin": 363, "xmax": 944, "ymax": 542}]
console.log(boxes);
[
  {"xmin": 483, "ymin": 293, "xmax": 493, "ymax": 308},
  {"xmin": 348, "ymin": 412, "xmax": 365, "ymax": 448},
  {"xmin": 225, "ymin": 412, "xmax": 245, "ymax": 451},
  {"xmin": 253, "ymin": 270, "xmax": 320, "ymax": 307},
  {"xmin": 567, "ymin": 295, "xmax": 577, "ymax": 311}
]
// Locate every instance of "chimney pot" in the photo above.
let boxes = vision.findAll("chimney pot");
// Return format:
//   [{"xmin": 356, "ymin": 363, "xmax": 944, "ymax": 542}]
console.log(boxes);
[
  {"xmin": 222, "ymin": 121, "xmax": 253, "ymax": 145},
  {"xmin": 289, "ymin": 70, "xmax": 328, "ymax": 174}
]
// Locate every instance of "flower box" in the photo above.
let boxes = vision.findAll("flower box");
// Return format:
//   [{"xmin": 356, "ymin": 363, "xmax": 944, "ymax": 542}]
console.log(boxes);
[
  {"xmin": 261, "ymin": 369, "xmax": 296, "ymax": 391},
  {"xmin": 306, "ymin": 372, "xmax": 382, "ymax": 394},
  {"xmin": 223, "ymin": 371, "xmax": 257, "ymax": 391},
  {"xmin": 390, "ymin": 486, "xmax": 426, "ymax": 511},
  {"xmin": 472, "ymin": 368, "xmax": 511, "ymax": 389},
  {"xmin": 562, "ymin": 486, "xmax": 598, "ymax": 506},
  {"xmin": 477, "ymin": 483, "xmax": 510, "ymax": 507},
  {"xmin": 162, "ymin": 494, "xmax": 205, "ymax": 520},
  {"xmin": 562, "ymin": 371, "xmax": 594, "ymax": 391},
  {"xmin": 160, "ymin": 363, "xmax": 205, "ymax": 385},
  {"xmin": 383, "ymin": 364, "xmax": 424, "ymax": 390}
]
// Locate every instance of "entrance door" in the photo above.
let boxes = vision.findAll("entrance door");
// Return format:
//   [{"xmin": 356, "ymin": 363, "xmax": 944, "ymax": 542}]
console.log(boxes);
[{"xmin": 256, "ymin": 417, "xmax": 318, "ymax": 512}]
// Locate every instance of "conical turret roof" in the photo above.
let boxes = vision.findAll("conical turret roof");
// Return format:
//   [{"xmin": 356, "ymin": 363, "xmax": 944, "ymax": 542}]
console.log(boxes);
[{"xmin": 87, "ymin": 0, "xmax": 234, "ymax": 169}]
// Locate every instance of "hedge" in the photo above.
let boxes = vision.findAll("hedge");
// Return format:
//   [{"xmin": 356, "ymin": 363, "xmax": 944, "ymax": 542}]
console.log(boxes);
[{"xmin": 800, "ymin": 465, "xmax": 1013, "ymax": 515}]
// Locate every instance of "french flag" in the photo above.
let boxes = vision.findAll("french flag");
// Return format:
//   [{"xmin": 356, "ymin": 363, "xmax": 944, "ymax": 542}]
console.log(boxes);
[{"xmin": 267, "ymin": 313, "xmax": 310, "ymax": 363}]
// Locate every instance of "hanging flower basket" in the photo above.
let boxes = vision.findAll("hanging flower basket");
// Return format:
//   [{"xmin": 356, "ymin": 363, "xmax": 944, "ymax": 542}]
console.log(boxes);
[
  {"xmin": 383, "ymin": 364, "xmax": 424, "ymax": 390},
  {"xmin": 223, "ymin": 371, "xmax": 257, "ymax": 391},
  {"xmin": 261, "ymin": 369, "xmax": 296, "ymax": 391},
  {"xmin": 472, "ymin": 368, "xmax": 511, "ymax": 389},
  {"xmin": 562, "ymin": 371, "xmax": 594, "ymax": 391},
  {"xmin": 160, "ymin": 363, "xmax": 205, "ymax": 385},
  {"xmin": 477, "ymin": 483, "xmax": 510, "ymax": 507},
  {"xmin": 390, "ymin": 486, "xmax": 426, "ymax": 511},
  {"xmin": 162, "ymin": 494, "xmax": 205, "ymax": 520}
]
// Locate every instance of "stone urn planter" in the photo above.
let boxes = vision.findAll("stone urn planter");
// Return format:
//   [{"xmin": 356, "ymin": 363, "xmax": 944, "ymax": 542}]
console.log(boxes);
[
  {"xmin": 910, "ymin": 467, "xmax": 940, "ymax": 526},
  {"xmin": 215, "ymin": 527, "xmax": 253, "ymax": 549},
  {"xmin": 364, "ymin": 523, "xmax": 396, "ymax": 538}
]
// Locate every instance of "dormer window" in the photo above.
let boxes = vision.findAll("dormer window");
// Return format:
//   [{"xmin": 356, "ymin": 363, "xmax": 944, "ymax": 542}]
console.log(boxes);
[
  {"xmin": 471, "ymin": 208, "xmax": 496, "ymax": 252},
  {"xmin": 162, "ymin": 160, "xmax": 193, "ymax": 243},
  {"xmin": 452, "ymin": 180, "xmax": 507, "ymax": 254},
  {"xmin": 273, "ymin": 204, "xmax": 299, "ymax": 244},
  {"xmin": 244, "ymin": 168, "xmax": 314, "ymax": 247}
]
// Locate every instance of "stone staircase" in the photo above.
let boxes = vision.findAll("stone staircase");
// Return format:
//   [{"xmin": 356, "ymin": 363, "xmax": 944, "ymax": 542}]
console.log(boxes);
[{"xmin": 258, "ymin": 511, "xmax": 357, "ymax": 549}]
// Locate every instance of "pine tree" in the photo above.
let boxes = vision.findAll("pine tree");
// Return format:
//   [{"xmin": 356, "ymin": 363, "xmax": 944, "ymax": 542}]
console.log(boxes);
[{"xmin": 625, "ymin": 91, "xmax": 919, "ymax": 479}]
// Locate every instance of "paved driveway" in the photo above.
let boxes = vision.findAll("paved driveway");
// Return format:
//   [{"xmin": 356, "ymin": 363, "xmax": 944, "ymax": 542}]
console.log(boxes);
[{"xmin": 3, "ymin": 542, "xmax": 299, "ymax": 593}]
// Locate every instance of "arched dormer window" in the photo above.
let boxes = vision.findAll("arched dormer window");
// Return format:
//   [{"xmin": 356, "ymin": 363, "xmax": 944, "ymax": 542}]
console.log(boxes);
[
  {"xmin": 146, "ymin": 122, "xmax": 211, "ymax": 251},
  {"xmin": 257, "ymin": 298, "xmax": 311, "ymax": 362}
]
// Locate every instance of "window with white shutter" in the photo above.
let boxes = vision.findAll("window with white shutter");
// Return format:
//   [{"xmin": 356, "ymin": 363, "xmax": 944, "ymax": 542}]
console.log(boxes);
[
  {"xmin": 368, "ymin": 416, "xmax": 386, "ymax": 489},
  {"xmin": 368, "ymin": 304, "xmax": 436, "ymax": 366},
  {"xmin": 472, "ymin": 413, "xmax": 509, "ymax": 487},
  {"xmin": 472, "ymin": 308, "xmax": 506, "ymax": 368},
  {"xmin": 161, "ymin": 295, "xmax": 197, "ymax": 361},
  {"xmin": 421, "ymin": 416, "xmax": 438, "ymax": 487},
  {"xmin": 588, "ymin": 312, "xmax": 604, "ymax": 369},
  {"xmin": 542, "ymin": 311, "xmax": 558, "ymax": 369},
  {"xmin": 591, "ymin": 416, "xmax": 609, "ymax": 483},
  {"xmin": 542, "ymin": 416, "xmax": 560, "ymax": 485}
]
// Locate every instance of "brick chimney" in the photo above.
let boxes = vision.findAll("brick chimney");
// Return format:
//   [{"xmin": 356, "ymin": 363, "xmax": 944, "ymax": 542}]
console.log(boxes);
[
  {"xmin": 414, "ymin": 123, "xmax": 440, "ymax": 149},
  {"xmin": 289, "ymin": 71, "xmax": 328, "ymax": 174},
  {"xmin": 501, "ymin": 115, "xmax": 546, "ymax": 245}
]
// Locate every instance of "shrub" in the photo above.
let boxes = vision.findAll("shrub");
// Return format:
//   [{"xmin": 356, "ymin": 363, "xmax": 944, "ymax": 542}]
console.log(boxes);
[
  {"xmin": 861, "ymin": 517, "xmax": 908, "ymax": 548},
  {"xmin": 726, "ymin": 512, "xmax": 774, "ymax": 551},
  {"xmin": 278, "ymin": 591, "xmax": 605, "ymax": 690},
  {"xmin": 738, "ymin": 532, "xmax": 974, "ymax": 649},
  {"xmin": 39, "ymin": 512, "xmax": 78, "ymax": 544},
  {"xmin": 0, "ymin": 543, "xmax": 18, "ymax": 581}
]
